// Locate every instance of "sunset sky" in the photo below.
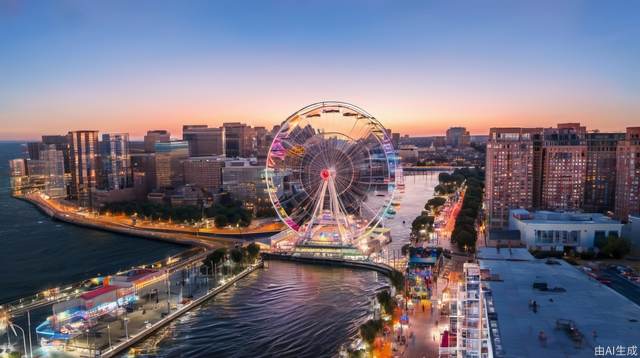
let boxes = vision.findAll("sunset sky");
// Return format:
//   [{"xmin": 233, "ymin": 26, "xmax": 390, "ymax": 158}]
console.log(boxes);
[{"xmin": 1, "ymin": 1, "xmax": 639, "ymax": 140}]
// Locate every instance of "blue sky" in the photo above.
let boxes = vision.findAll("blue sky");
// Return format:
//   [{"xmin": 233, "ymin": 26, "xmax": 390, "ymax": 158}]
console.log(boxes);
[{"xmin": 1, "ymin": 0, "xmax": 639, "ymax": 139}]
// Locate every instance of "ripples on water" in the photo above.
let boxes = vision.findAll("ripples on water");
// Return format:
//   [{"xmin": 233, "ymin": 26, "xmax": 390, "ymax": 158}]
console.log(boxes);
[{"xmin": 132, "ymin": 261, "xmax": 389, "ymax": 358}]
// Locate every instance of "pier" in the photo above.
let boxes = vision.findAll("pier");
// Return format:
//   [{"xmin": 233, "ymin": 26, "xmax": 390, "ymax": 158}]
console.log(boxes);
[{"xmin": 100, "ymin": 261, "xmax": 263, "ymax": 358}]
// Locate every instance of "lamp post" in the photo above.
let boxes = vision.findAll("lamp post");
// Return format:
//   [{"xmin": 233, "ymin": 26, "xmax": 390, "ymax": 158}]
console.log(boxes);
[
  {"xmin": 9, "ymin": 322, "xmax": 27, "ymax": 358},
  {"xmin": 166, "ymin": 276, "xmax": 172, "ymax": 314},
  {"xmin": 107, "ymin": 323, "xmax": 112, "ymax": 351},
  {"xmin": 27, "ymin": 310, "xmax": 33, "ymax": 358},
  {"xmin": 85, "ymin": 329, "xmax": 90, "ymax": 357},
  {"xmin": 123, "ymin": 317, "xmax": 129, "ymax": 340}
]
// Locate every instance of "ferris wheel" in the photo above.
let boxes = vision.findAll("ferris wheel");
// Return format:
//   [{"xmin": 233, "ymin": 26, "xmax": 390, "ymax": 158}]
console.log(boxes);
[{"xmin": 265, "ymin": 102, "xmax": 397, "ymax": 245}]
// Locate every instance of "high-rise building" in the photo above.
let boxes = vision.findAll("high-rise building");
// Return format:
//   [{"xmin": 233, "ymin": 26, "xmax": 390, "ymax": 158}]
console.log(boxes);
[
  {"xmin": 222, "ymin": 158, "xmax": 267, "ymax": 211},
  {"xmin": 615, "ymin": 127, "xmax": 640, "ymax": 221},
  {"xmin": 541, "ymin": 123, "xmax": 587, "ymax": 211},
  {"xmin": 143, "ymin": 130, "xmax": 171, "ymax": 153},
  {"xmin": 584, "ymin": 132, "xmax": 624, "ymax": 213},
  {"xmin": 8, "ymin": 159, "xmax": 28, "ymax": 195},
  {"xmin": 254, "ymin": 126, "xmax": 269, "ymax": 159},
  {"xmin": 42, "ymin": 135, "xmax": 70, "ymax": 172},
  {"xmin": 25, "ymin": 159, "xmax": 48, "ymax": 192},
  {"xmin": 223, "ymin": 122, "xmax": 254, "ymax": 158},
  {"xmin": 155, "ymin": 141, "xmax": 189, "ymax": 189},
  {"xmin": 446, "ymin": 127, "xmax": 471, "ymax": 147},
  {"xmin": 485, "ymin": 128, "xmax": 542, "ymax": 229},
  {"xmin": 183, "ymin": 156, "xmax": 224, "ymax": 194},
  {"xmin": 486, "ymin": 123, "xmax": 637, "ymax": 229},
  {"xmin": 68, "ymin": 130, "xmax": 99, "ymax": 207},
  {"xmin": 100, "ymin": 133, "xmax": 132, "ymax": 190},
  {"xmin": 27, "ymin": 141, "xmax": 43, "ymax": 160},
  {"xmin": 131, "ymin": 153, "xmax": 156, "ymax": 195},
  {"xmin": 40, "ymin": 144, "xmax": 67, "ymax": 198},
  {"xmin": 392, "ymin": 132, "xmax": 401, "ymax": 149},
  {"xmin": 182, "ymin": 125, "xmax": 225, "ymax": 157}
]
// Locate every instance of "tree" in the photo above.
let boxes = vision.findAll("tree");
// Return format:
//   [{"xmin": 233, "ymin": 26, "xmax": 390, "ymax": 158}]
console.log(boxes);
[
  {"xmin": 201, "ymin": 248, "xmax": 228, "ymax": 274},
  {"xmin": 601, "ymin": 235, "xmax": 631, "ymax": 259},
  {"xmin": 401, "ymin": 243, "xmax": 411, "ymax": 257},
  {"xmin": 214, "ymin": 214, "xmax": 228, "ymax": 228},
  {"xmin": 389, "ymin": 270, "xmax": 405, "ymax": 292},
  {"xmin": 247, "ymin": 242, "xmax": 261, "ymax": 261},
  {"xmin": 359, "ymin": 319, "xmax": 383, "ymax": 344},
  {"xmin": 426, "ymin": 196, "xmax": 446, "ymax": 209},
  {"xmin": 230, "ymin": 247, "xmax": 244, "ymax": 263},
  {"xmin": 376, "ymin": 290, "xmax": 395, "ymax": 314},
  {"xmin": 211, "ymin": 248, "xmax": 228, "ymax": 264},
  {"xmin": 411, "ymin": 215, "xmax": 434, "ymax": 232},
  {"xmin": 454, "ymin": 230, "xmax": 476, "ymax": 252}
]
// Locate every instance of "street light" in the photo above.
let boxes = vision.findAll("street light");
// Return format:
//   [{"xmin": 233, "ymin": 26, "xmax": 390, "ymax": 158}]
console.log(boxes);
[
  {"xmin": 85, "ymin": 329, "xmax": 90, "ymax": 357},
  {"xmin": 123, "ymin": 317, "xmax": 129, "ymax": 339},
  {"xmin": 107, "ymin": 323, "xmax": 112, "ymax": 351},
  {"xmin": 9, "ymin": 322, "xmax": 28, "ymax": 358}
]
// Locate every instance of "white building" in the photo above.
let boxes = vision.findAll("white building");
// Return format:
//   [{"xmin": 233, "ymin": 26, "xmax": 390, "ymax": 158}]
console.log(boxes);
[
  {"xmin": 623, "ymin": 215, "xmax": 640, "ymax": 255},
  {"xmin": 508, "ymin": 209, "xmax": 623, "ymax": 251},
  {"xmin": 441, "ymin": 262, "xmax": 491, "ymax": 358}
]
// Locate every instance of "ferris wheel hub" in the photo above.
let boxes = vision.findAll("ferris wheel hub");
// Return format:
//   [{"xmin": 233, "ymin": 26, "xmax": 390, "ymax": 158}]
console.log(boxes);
[{"xmin": 320, "ymin": 168, "xmax": 334, "ymax": 181}]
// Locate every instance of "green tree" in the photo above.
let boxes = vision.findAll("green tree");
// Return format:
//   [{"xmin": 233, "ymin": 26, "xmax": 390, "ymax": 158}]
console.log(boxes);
[
  {"xmin": 401, "ymin": 243, "xmax": 411, "ymax": 257},
  {"xmin": 230, "ymin": 247, "xmax": 244, "ymax": 263},
  {"xmin": 214, "ymin": 214, "xmax": 229, "ymax": 228},
  {"xmin": 247, "ymin": 242, "xmax": 261, "ymax": 261},
  {"xmin": 201, "ymin": 248, "xmax": 227, "ymax": 274},
  {"xmin": 454, "ymin": 230, "xmax": 476, "ymax": 252},
  {"xmin": 602, "ymin": 235, "xmax": 631, "ymax": 259},
  {"xmin": 426, "ymin": 196, "xmax": 446, "ymax": 209},
  {"xmin": 359, "ymin": 319, "xmax": 383, "ymax": 344},
  {"xmin": 389, "ymin": 270, "xmax": 405, "ymax": 292},
  {"xmin": 376, "ymin": 290, "xmax": 395, "ymax": 314},
  {"xmin": 411, "ymin": 215, "xmax": 434, "ymax": 232}
]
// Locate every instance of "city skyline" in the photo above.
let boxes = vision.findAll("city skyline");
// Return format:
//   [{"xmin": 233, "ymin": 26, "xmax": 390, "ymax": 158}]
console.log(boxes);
[
  {"xmin": 3, "ymin": 3, "xmax": 640, "ymax": 357},
  {"xmin": 2, "ymin": 1, "xmax": 640, "ymax": 140}
]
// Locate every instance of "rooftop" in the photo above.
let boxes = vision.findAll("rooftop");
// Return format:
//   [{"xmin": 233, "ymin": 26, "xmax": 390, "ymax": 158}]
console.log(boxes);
[
  {"xmin": 510, "ymin": 209, "xmax": 622, "ymax": 225},
  {"xmin": 114, "ymin": 268, "xmax": 159, "ymax": 282},
  {"xmin": 477, "ymin": 247, "xmax": 534, "ymax": 261},
  {"xmin": 80, "ymin": 285, "xmax": 118, "ymax": 300},
  {"xmin": 480, "ymin": 248, "xmax": 640, "ymax": 358}
]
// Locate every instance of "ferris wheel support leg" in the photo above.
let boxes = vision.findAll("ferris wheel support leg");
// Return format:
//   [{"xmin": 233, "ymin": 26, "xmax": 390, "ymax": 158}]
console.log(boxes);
[
  {"xmin": 327, "ymin": 175, "xmax": 348, "ymax": 245},
  {"xmin": 306, "ymin": 179, "xmax": 328, "ymax": 240}
]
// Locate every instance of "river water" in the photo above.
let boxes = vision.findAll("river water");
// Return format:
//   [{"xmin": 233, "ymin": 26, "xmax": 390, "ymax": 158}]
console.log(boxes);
[
  {"xmin": 0, "ymin": 142, "xmax": 187, "ymax": 304},
  {"xmin": 0, "ymin": 141, "xmax": 442, "ymax": 357}
]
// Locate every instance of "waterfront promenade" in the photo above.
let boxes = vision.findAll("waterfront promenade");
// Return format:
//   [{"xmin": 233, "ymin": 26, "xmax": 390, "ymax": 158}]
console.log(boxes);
[{"xmin": 19, "ymin": 193, "xmax": 282, "ymax": 248}]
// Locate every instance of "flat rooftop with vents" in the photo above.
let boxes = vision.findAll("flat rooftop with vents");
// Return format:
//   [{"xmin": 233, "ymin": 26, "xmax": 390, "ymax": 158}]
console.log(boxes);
[{"xmin": 478, "ymin": 248, "xmax": 640, "ymax": 358}]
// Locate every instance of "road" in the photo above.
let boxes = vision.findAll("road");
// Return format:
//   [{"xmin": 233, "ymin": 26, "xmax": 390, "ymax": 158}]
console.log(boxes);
[{"xmin": 600, "ymin": 269, "xmax": 640, "ymax": 306}]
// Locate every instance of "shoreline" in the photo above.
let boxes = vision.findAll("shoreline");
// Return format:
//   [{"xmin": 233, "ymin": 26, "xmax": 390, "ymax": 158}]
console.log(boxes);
[{"xmin": 16, "ymin": 194, "xmax": 239, "ymax": 248}]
